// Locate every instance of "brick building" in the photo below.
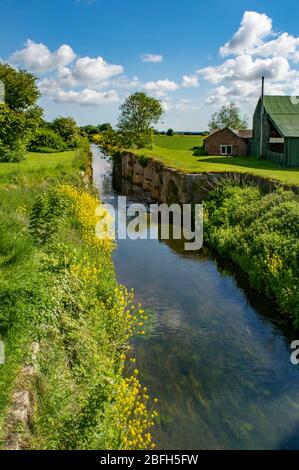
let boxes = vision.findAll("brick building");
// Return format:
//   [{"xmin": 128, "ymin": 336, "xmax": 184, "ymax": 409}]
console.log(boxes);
[{"xmin": 204, "ymin": 127, "xmax": 252, "ymax": 156}]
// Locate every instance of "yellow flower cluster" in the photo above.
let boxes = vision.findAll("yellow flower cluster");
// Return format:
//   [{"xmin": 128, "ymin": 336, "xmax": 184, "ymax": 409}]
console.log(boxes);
[
  {"xmin": 266, "ymin": 253, "xmax": 284, "ymax": 275},
  {"xmin": 58, "ymin": 184, "xmax": 114, "ymax": 251},
  {"xmin": 114, "ymin": 374, "xmax": 158, "ymax": 450},
  {"xmin": 107, "ymin": 287, "xmax": 148, "ymax": 340},
  {"xmin": 55, "ymin": 185, "xmax": 158, "ymax": 450}
]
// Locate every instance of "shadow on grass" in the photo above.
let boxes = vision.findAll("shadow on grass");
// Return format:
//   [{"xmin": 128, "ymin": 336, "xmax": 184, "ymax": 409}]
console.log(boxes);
[
  {"xmin": 191, "ymin": 146, "xmax": 208, "ymax": 157},
  {"xmin": 196, "ymin": 156, "xmax": 299, "ymax": 172}
]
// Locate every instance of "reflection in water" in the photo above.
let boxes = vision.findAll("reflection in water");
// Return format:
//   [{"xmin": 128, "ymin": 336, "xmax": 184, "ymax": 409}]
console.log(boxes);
[{"xmin": 92, "ymin": 145, "xmax": 299, "ymax": 450}]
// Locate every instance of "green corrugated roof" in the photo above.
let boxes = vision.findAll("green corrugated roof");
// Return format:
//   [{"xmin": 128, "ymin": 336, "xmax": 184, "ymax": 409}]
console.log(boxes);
[{"xmin": 263, "ymin": 96, "xmax": 299, "ymax": 137}]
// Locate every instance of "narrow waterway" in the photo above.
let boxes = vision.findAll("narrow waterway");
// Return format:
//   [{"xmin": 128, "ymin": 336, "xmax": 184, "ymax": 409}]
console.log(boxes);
[{"xmin": 92, "ymin": 145, "xmax": 299, "ymax": 450}]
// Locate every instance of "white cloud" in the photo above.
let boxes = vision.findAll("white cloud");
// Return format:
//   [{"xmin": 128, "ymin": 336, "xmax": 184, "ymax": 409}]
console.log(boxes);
[
  {"xmin": 73, "ymin": 56, "xmax": 123, "ymax": 85},
  {"xmin": 53, "ymin": 88, "xmax": 119, "ymax": 106},
  {"xmin": 141, "ymin": 53, "xmax": 163, "ymax": 63},
  {"xmin": 220, "ymin": 11, "xmax": 272, "ymax": 57},
  {"xmin": 144, "ymin": 79, "xmax": 179, "ymax": 97},
  {"xmin": 199, "ymin": 55, "xmax": 290, "ymax": 84},
  {"xmin": 182, "ymin": 74, "xmax": 199, "ymax": 88},
  {"xmin": 10, "ymin": 40, "xmax": 75, "ymax": 72},
  {"xmin": 196, "ymin": 10, "xmax": 299, "ymax": 105}
]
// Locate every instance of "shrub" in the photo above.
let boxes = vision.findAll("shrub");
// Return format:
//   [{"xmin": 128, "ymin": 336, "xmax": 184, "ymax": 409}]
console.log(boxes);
[
  {"xmin": 204, "ymin": 184, "xmax": 299, "ymax": 324},
  {"xmin": 29, "ymin": 128, "xmax": 66, "ymax": 152}
]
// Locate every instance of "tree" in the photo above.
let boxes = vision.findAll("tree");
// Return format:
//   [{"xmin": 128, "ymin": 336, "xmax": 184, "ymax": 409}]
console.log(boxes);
[
  {"xmin": 0, "ymin": 64, "xmax": 42, "ymax": 162},
  {"xmin": 166, "ymin": 128, "xmax": 174, "ymax": 136},
  {"xmin": 0, "ymin": 63, "xmax": 40, "ymax": 111},
  {"xmin": 117, "ymin": 92, "xmax": 164, "ymax": 148},
  {"xmin": 98, "ymin": 123, "xmax": 112, "ymax": 132},
  {"xmin": 51, "ymin": 117, "xmax": 79, "ymax": 144},
  {"xmin": 208, "ymin": 103, "xmax": 248, "ymax": 131}
]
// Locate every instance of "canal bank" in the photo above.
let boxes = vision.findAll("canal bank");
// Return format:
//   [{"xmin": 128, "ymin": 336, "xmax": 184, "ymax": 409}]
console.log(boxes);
[{"xmin": 113, "ymin": 151, "xmax": 298, "ymax": 205}]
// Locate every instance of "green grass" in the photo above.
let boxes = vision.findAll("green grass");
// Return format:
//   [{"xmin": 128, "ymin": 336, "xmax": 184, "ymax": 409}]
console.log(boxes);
[
  {"xmin": 134, "ymin": 135, "xmax": 299, "ymax": 186},
  {"xmin": 0, "ymin": 150, "xmax": 82, "ymax": 184}
]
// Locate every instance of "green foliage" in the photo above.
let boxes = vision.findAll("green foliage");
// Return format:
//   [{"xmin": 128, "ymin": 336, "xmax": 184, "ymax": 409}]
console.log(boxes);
[
  {"xmin": 51, "ymin": 117, "xmax": 80, "ymax": 146},
  {"xmin": 0, "ymin": 64, "xmax": 42, "ymax": 162},
  {"xmin": 0, "ymin": 144, "xmax": 156, "ymax": 450},
  {"xmin": 29, "ymin": 128, "xmax": 67, "ymax": 152},
  {"xmin": 208, "ymin": 102, "xmax": 248, "ymax": 131},
  {"xmin": 29, "ymin": 188, "xmax": 71, "ymax": 244},
  {"xmin": 97, "ymin": 128, "xmax": 124, "ymax": 155},
  {"xmin": 0, "ymin": 63, "xmax": 40, "ymax": 111},
  {"xmin": 166, "ymin": 128, "xmax": 174, "ymax": 136},
  {"xmin": 117, "ymin": 92, "xmax": 164, "ymax": 148},
  {"xmin": 204, "ymin": 184, "xmax": 299, "ymax": 324},
  {"xmin": 98, "ymin": 123, "xmax": 112, "ymax": 132}
]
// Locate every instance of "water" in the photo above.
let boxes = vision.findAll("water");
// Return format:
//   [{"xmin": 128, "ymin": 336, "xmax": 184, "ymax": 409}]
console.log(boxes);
[{"xmin": 92, "ymin": 145, "xmax": 299, "ymax": 450}]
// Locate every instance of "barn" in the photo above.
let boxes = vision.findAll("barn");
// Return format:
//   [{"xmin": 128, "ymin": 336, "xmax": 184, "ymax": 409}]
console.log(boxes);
[
  {"xmin": 204, "ymin": 127, "xmax": 252, "ymax": 156},
  {"xmin": 251, "ymin": 96, "xmax": 299, "ymax": 167}
]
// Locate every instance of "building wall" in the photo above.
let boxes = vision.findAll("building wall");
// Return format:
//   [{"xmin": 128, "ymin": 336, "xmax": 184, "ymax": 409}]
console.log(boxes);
[
  {"xmin": 204, "ymin": 128, "xmax": 248, "ymax": 156},
  {"xmin": 252, "ymin": 98, "xmax": 286, "ymax": 166},
  {"xmin": 286, "ymin": 138, "xmax": 299, "ymax": 167}
]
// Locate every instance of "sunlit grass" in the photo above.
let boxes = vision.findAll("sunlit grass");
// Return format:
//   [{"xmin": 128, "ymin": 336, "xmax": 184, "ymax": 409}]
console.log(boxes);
[{"xmin": 134, "ymin": 135, "xmax": 299, "ymax": 186}]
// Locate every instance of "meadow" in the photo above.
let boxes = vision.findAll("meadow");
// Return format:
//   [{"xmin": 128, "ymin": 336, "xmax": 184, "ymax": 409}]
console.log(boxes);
[{"xmin": 134, "ymin": 135, "xmax": 299, "ymax": 186}]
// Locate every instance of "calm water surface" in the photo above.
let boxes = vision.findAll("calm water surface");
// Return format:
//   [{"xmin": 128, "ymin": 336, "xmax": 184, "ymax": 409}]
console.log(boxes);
[{"xmin": 92, "ymin": 145, "xmax": 299, "ymax": 450}]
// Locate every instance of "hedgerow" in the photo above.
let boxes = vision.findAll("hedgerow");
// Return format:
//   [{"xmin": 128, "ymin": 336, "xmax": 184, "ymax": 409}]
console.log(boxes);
[{"xmin": 204, "ymin": 184, "xmax": 299, "ymax": 325}]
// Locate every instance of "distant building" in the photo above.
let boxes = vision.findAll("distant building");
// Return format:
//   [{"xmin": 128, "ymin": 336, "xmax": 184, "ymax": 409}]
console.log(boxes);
[
  {"xmin": 204, "ymin": 127, "xmax": 252, "ymax": 156},
  {"xmin": 251, "ymin": 96, "xmax": 299, "ymax": 167}
]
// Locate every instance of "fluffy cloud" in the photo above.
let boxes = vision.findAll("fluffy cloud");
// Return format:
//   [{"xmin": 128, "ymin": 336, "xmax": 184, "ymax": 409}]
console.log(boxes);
[
  {"xmin": 196, "ymin": 10, "xmax": 299, "ymax": 105},
  {"xmin": 9, "ymin": 40, "xmax": 128, "ymax": 106},
  {"xmin": 144, "ymin": 79, "xmax": 179, "ymax": 97},
  {"xmin": 199, "ymin": 55, "xmax": 290, "ymax": 84},
  {"xmin": 52, "ymin": 88, "xmax": 119, "ymax": 105},
  {"xmin": 40, "ymin": 78, "xmax": 119, "ymax": 105},
  {"xmin": 219, "ymin": 11, "xmax": 272, "ymax": 57},
  {"xmin": 182, "ymin": 75, "xmax": 199, "ymax": 88},
  {"xmin": 141, "ymin": 53, "xmax": 163, "ymax": 63},
  {"xmin": 10, "ymin": 40, "xmax": 75, "ymax": 72},
  {"xmin": 72, "ymin": 56, "xmax": 123, "ymax": 85}
]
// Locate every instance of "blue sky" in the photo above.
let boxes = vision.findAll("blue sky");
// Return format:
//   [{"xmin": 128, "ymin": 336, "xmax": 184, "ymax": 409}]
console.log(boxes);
[{"xmin": 1, "ymin": 0, "xmax": 299, "ymax": 130}]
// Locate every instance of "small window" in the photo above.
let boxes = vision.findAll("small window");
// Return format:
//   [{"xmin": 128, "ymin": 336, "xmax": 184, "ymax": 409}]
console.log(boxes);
[{"xmin": 220, "ymin": 145, "xmax": 232, "ymax": 155}]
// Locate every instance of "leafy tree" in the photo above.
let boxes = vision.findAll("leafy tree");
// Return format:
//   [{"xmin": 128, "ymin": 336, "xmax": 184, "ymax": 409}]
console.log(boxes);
[
  {"xmin": 0, "ymin": 104, "xmax": 42, "ymax": 162},
  {"xmin": 98, "ymin": 123, "xmax": 112, "ymax": 132},
  {"xmin": 117, "ymin": 92, "xmax": 163, "ymax": 148},
  {"xmin": 166, "ymin": 128, "xmax": 174, "ymax": 136},
  {"xmin": 0, "ymin": 63, "xmax": 40, "ymax": 111},
  {"xmin": 0, "ymin": 64, "xmax": 42, "ymax": 161},
  {"xmin": 208, "ymin": 103, "xmax": 248, "ymax": 131},
  {"xmin": 97, "ymin": 128, "xmax": 124, "ymax": 155},
  {"xmin": 51, "ymin": 117, "xmax": 79, "ymax": 145}
]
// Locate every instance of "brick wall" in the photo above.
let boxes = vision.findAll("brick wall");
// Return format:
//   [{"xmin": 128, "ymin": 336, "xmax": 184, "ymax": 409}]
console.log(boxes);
[{"xmin": 204, "ymin": 128, "xmax": 248, "ymax": 156}]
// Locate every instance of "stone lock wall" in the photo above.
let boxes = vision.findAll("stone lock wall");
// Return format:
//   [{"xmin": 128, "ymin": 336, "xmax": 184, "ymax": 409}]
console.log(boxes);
[{"xmin": 114, "ymin": 152, "xmax": 285, "ymax": 205}]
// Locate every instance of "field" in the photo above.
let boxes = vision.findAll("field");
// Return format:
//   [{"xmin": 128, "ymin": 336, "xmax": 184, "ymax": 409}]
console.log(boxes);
[
  {"xmin": 134, "ymin": 135, "xmax": 299, "ymax": 186},
  {"xmin": 0, "ymin": 150, "xmax": 83, "ymax": 184}
]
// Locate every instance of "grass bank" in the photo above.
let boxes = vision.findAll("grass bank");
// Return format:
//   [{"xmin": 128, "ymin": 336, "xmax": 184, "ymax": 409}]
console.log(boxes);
[
  {"xmin": 204, "ymin": 183, "xmax": 299, "ymax": 325},
  {"xmin": 0, "ymin": 145, "xmax": 156, "ymax": 449},
  {"xmin": 134, "ymin": 135, "xmax": 299, "ymax": 186}
]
